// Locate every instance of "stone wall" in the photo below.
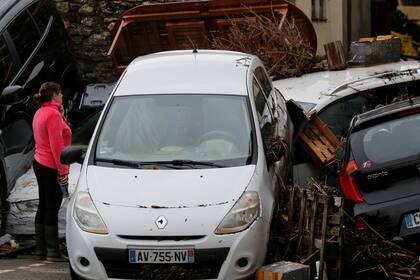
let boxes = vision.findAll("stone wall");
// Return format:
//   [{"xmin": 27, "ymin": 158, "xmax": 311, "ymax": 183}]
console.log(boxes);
[{"xmin": 52, "ymin": 0, "xmax": 173, "ymax": 82}]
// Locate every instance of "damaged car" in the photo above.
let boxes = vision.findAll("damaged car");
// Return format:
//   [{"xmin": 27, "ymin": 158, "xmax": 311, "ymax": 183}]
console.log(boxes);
[
  {"xmin": 273, "ymin": 60, "xmax": 420, "ymax": 137},
  {"xmin": 273, "ymin": 61, "xmax": 420, "ymax": 186},
  {"xmin": 338, "ymin": 97, "xmax": 420, "ymax": 240},
  {"xmin": 61, "ymin": 50, "xmax": 294, "ymax": 280}
]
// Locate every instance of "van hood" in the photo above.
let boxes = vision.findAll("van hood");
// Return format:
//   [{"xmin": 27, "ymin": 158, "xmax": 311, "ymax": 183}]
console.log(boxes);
[{"xmin": 86, "ymin": 165, "xmax": 256, "ymax": 208}]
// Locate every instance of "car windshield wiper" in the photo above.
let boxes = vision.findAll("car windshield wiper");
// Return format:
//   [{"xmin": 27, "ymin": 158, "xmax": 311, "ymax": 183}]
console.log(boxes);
[
  {"xmin": 140, "ymin": 160, "xmax": 225, "ymax": 168},
  {"xmin": 95, "ymin": 158, "xmax": 141, "ymax": 168},
  {"xmin": 96, "ymin": 158, "xmax": 225, "ymax": 169}
]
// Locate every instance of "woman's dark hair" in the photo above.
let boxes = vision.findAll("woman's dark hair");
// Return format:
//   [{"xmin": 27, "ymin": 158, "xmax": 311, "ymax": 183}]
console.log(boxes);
[{"xmin": 34, "ymin": 82, "xmax": 61, "ymax": 103}]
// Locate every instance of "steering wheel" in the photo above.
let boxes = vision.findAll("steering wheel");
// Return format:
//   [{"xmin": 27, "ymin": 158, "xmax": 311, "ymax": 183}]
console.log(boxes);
[{"xmin": 198, "ymin": 130, "xmax": 237, "ymax": 146}]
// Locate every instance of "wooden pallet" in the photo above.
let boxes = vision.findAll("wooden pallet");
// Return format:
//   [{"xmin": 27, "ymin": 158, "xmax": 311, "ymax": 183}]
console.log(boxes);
[
  {"xmin": 281, "ymin": 186, "xmax": 345, "ymax": 280},
  {"xmin": 298, "ymin": 115, "xmax": 340, "ymax": 167}
]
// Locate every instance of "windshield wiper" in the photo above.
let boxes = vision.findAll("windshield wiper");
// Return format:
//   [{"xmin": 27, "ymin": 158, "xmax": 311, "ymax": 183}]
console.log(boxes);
[
  {"xmin": 95, "ymin": 158, "xmax": 140, "ymax": 168},
  {"xmin": 140, "ymin": 160, "xmax": 225, "ymax": 168},
  {"xmin": 95, "ymin": 158, "xmax": 225, "ymax": 169}
]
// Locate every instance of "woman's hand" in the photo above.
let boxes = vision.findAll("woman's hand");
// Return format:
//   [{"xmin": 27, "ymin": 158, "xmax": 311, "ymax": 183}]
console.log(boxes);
[{"xmin": 58, "ymin": 174, "xmax": 69, "ymax": 186}]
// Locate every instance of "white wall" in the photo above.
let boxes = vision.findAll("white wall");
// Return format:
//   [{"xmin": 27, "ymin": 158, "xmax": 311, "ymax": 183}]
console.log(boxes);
[{"xmin": 293, "ymin": 0, "xmax": 345, "ymax": 55}]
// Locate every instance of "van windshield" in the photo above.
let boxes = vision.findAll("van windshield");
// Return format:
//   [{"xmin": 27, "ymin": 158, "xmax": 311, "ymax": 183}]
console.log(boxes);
[{"xmin": 94, "ymin": 94, "xmax": 254, "ymax": 168}]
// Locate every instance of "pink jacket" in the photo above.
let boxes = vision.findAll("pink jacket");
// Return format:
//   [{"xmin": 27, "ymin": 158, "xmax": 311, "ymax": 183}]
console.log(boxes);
[{"xmin": 33, "ymin": 101, "xmax": 72, "ymax": 175}]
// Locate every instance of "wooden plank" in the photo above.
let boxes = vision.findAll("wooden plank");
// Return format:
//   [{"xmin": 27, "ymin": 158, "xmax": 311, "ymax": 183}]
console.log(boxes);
[
  {"xmin": 376, "ymin": 34, "xmax": 393, "ymax": 40},
  {"xmin": 275, "ymin": 8, "xmax": 288, "ymax": 31},
  {"xmin": 296, "ymin": 189, "xmax": 307, "ymax": 257},
  {"xmin": 318, "ymin": 196, "xmax": 329, "ymax": 280},
  {"xmin": 307, "ymin": 193, "xmax": 318, "ymax": 254},
  {"xmin": 324, "ymin": 41, "xmax": 347, "ymax": 70},
  {"xmin": 287, "ymin": 188, "xmax": 295, "ymax": 232},
  {"xmin": 122, "ymin": 10, "xmax": 202, "ymax": 22},
  {"xmin": 359, "ymin": 37, "xmax": 376, "ymax": 43},
  {"xmin": 166, "ymin": 21, "xmax": 209, "ymax": 49},
  {"xmin": 108, "ymin": 19, "xmax": 128, "ymax": 56},
  {"xmin": 337, "ymin": 198, "xmax": 344, "ymax": 280}
]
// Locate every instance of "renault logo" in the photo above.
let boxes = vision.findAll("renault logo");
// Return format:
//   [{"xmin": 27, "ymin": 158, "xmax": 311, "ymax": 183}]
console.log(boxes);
[{"xmin": 155, "ymin": 216, "xmax": 168, "ymax": 229}]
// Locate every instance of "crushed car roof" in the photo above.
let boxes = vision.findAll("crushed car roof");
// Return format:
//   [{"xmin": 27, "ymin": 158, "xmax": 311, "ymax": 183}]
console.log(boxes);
[
  {"xmin": 273, "ymin": 61, "xmax": 420, "ymax": 107},
  {"xmin": 114, "ymin": 50, "xmax": 253, "ymax": 96}
]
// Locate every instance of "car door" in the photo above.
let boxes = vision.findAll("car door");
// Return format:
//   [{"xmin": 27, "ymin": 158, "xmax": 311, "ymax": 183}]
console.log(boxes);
[
  {"xmin": 0, "ymin": 2, "xmax": 41, "ymax": 195},
  {"xmin": 0, "ymin": 36, "xmax": 19, "ymax": 95},
  {"xmin": 5, "ymin": 1, "xmax": 46, "ymax": 96},
  {"xmin": 0, "ymin": 111, "xmax": 34, "ymax": 194},
  {"xmin": 253, "ymin": 67, "xmax": 291, "ymax": 146},
  {"xmin": 253, "ymin": 67, "xmax": 293, "ymax": 179}
]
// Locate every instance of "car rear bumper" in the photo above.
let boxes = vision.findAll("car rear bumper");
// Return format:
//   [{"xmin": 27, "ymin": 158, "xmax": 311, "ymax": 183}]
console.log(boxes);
[{"xmin": 354, "ymin": 194, "xmax": 420, "ymax": 238}]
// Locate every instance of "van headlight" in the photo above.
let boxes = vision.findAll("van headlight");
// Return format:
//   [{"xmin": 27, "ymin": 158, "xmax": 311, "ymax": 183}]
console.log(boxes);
[
  {"xmin": 73, "ymin": 192, "xmax": 108, "ymax": 234},
  {"xmin": 215, "ymin": 191, "xmax": 260, "ymax": 235}
]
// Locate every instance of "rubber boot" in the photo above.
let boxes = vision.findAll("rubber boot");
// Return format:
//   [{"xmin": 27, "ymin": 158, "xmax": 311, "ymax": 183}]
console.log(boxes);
[
  {"xmin": 33, "ymin": 224, "xmax": 46, "ymax": 260},
  {"xmin": 45, "ymin": 225, "xmax": 68, "ymax": 262}
]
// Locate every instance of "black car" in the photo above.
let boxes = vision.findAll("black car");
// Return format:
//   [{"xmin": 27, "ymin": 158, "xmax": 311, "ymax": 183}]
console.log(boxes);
[
  {"xmin": 0, "ymin": 0, "xmax": 79, "ymax": 212},
  {"xmin": 339, "ymin": 97, "xmax": 420, "ymax": 239}
]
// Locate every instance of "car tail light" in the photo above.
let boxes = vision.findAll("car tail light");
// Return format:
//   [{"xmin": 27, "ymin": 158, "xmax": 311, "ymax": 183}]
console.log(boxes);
[{"xmin": 339, "ymin": 160, "xmax": 364, "ymax": 203}]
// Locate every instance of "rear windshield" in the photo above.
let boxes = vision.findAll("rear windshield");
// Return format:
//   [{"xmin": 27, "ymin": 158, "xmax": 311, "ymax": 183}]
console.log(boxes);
[{"xmin": 351, "ymin": 113, "xmax": 420, "ymax": 164}]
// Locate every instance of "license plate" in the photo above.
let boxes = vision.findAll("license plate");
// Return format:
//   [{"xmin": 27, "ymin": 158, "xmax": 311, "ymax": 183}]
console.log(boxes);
[
  {"xmin": 404, "ymin": 211, "xmax": 420, "ymax": 229},
  {"xmin": 128, "ymin": 248, "xmax": 194, "ymax": 264}
]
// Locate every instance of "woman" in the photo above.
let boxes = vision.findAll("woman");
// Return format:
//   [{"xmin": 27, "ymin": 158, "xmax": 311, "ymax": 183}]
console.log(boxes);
[{"xmin": 32, "ymin": 82, "xmax": 71, "ymax": 262}]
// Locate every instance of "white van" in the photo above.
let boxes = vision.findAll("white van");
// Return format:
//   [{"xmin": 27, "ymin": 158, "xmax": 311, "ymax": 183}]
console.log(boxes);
[{"xmin": 62, "ymin": 50, "xmax": 294, "ymax": 280}]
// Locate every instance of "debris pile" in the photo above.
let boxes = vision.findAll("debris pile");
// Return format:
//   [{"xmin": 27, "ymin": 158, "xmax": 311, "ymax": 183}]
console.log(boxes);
[
  {"xmin": 211, "ymin": 14, "xmax": 317, "ymax": 79},
  {"xmin": 271, "ymin": 178, "xmax": 420, "ymax": 280},
  {"xmin": 270, "ymin": 179, "xmax": 344, "ymax": 280},
  {"xmin": 346, "ymin": 221, "xmax": 420, "ymax": 279}
]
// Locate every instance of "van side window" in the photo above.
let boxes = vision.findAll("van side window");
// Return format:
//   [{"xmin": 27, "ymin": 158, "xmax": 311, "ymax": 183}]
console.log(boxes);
[
  {"xmin": 7, "ymin": 10, "xmax": 40, "ymax": 65},
  {"xmin": 254, "ymin": 67, "xmax": 272, "ymax": 96},
  {"xmin": 0, "ymin": 36, "xmax": 17, "ymax": 89},
  {"xmin": 28, "ymin": 0, "xmax": 51, "ymax": 32}
]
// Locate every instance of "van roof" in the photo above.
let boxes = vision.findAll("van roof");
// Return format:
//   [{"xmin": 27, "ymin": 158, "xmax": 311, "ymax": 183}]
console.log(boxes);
[
  {"xmin": 113, "ymin": 50, "xmax": 253, "ymax": 96},
  {"xmin": 272, "ymin": 60, "xmax": 420, "ymax": 107}
]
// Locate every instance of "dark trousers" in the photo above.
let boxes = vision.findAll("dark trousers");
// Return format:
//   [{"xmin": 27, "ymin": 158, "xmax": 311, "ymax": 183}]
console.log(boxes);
[{"xmin": 33, "ymin": 160, "xmax": 62, "ymax": 226}]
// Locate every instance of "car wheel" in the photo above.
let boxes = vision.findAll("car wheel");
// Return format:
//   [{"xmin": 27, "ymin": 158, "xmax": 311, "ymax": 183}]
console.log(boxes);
[{"xmin": 69, "ymin": 263, "xmax": 85, "ymax": 280}]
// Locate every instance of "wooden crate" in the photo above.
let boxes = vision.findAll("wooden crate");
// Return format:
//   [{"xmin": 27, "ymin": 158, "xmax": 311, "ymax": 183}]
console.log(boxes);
[{"xmin": 298, "ymin": 115, "xmax": 340, "ymax": 167}]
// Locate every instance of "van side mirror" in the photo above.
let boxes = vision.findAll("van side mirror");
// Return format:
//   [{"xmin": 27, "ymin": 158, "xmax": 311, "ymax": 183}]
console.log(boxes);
[
  {"xmin": 0, "ymin": 85, "xmax": 24, "ymax": 104},
  {"xmin": 61, "ymin": 146, "xmax": 85, "ymax": 165}
]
